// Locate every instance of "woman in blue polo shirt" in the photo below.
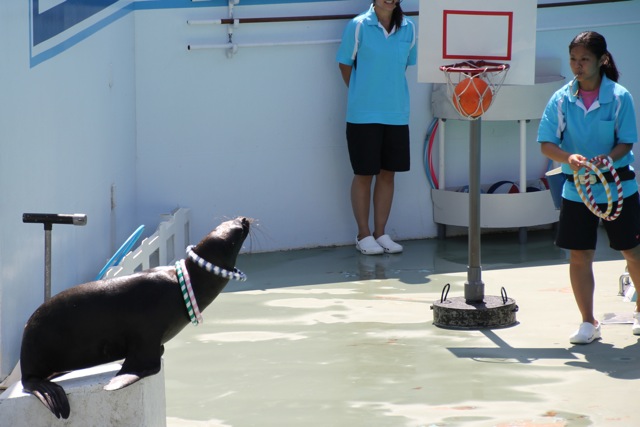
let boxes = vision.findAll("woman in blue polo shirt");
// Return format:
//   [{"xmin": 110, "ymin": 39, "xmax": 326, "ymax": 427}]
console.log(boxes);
[
  {"xmin": 538, "ymin": 31, "xmax": 640, "ymax": 344},
  {"xmin": 336, "ymin": 0, "xmax": 416, "ymax": 255}
]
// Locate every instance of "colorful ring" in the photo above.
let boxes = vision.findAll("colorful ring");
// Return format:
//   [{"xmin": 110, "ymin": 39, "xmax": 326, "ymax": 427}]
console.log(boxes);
[{"xmin": 573, "ymin": 156, "xmax": 623, "ymax": 221}]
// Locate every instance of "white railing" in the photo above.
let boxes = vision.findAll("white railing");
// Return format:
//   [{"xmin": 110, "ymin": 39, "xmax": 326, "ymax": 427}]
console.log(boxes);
[{"xmin": 104, "ymin": 208, "xmax": 191, "ymax": 278}]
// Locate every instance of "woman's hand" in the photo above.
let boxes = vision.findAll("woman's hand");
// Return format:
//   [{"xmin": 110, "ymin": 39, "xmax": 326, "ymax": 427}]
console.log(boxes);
[{"xmin": 567, "ymin": 153, "xmax": 587, "ymax": 171}]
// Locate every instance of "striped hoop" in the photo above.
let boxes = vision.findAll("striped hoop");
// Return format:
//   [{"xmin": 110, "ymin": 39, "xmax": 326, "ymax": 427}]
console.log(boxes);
[
  {"xmin": 186, "ymin": 246, "xmax": 247, "ymax": 281},
  {"xmin": 573, "ymin": 156, "xmax": 623, "ymax": 221}
]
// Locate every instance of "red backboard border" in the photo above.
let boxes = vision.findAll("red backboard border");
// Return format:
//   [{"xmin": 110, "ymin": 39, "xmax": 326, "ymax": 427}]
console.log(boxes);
[{"xmin": 442, "ymin": 10, "xmax": 514, "ymax": 61}]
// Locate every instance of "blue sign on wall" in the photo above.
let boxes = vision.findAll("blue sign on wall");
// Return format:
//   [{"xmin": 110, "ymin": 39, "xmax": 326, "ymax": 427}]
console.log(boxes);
[
  {"xmin": 32, "ymin": 0, "xmax": 120, "ymax": 45},
  {"xmin": 30, "ymin": 0, "xmax": 135, "ymax": 67}
]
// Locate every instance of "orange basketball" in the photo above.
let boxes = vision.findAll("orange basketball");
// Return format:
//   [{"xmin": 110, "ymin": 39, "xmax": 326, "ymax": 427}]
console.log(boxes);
[{"xmin": 452, "ymin": 77, "xmax": 493, "ymax": 118}]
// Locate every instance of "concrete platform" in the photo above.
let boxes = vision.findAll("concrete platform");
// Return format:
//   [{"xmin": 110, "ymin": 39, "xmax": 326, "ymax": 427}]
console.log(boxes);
[
  {"xmin": 163, "ymin": 228, "xmax": 640, "ymax": 427},
  {"xmin": 0, "ymin": 363, "xmax": 166, "ymax": 427}
]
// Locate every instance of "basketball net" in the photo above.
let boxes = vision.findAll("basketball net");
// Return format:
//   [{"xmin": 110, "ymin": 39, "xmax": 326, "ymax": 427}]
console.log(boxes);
[{"xmin": 440, "ymin": 61, "xmax": 510, "ymax": 120}]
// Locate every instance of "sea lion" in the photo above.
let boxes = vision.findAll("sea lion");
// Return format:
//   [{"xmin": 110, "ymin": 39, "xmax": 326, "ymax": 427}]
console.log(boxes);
[{"xmin": 19, "ymin": 217, "xmax": 250, "ymax": 419}]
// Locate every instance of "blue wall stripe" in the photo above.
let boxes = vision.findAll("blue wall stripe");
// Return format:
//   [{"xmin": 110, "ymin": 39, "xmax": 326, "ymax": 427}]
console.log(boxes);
[
  {"xmin": 30, "ymin": 3, "xmax": 134, "ymax": 67},
  {"xmin": 135, "ymin": 0, "xmax": 342, "ymax": 10},
  {"xmin": 33, "ymin": 0, "xmax": 120, "ymax": 45}
]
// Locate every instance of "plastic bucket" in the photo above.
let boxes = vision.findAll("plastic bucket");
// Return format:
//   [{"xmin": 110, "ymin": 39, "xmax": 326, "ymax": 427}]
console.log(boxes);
[{"xmin": 545, "ymin": 167, "xmax": 565, "ymax": 210}]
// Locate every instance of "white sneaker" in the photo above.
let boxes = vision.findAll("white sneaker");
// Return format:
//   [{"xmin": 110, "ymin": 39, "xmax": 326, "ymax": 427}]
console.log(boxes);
[
  {"xmin": 632, "ymin": 312, "xmax": 640, "ymax": 336},
  {"xmin": 569, "ymin": 321, "xmax": 601, "ymax": 344},
  {"xmin": 375, "ymin": 234, "xmax": 403, "ymax": 254},
  {"xmin": 355, "ymin": 236, "xmax": 384, "ymax": 255}
]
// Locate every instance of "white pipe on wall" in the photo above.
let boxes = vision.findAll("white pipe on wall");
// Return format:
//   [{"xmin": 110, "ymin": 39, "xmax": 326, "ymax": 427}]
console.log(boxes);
[
  {"xmin": 187, "ymin": 19, "xmax": 225, "ymax": 25},
  {"xmin": 187, "ymin": 39, "xmax": 340, "ymax": 51},
  {"xmin": 537, "ymin": 20, "xmax": 640, "ymax": 32}
]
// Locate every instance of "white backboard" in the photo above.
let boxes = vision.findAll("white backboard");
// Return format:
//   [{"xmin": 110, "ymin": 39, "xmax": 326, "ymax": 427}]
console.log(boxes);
[{"xmin": 418, "ymin": 0, "xmax": 538, "ymax": 85}]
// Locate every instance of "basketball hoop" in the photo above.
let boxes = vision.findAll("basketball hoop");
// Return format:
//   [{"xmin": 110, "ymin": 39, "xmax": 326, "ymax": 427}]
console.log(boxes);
[{"xmin": 440, "ymin": 61, "xmax": 510, "ymax": 120}]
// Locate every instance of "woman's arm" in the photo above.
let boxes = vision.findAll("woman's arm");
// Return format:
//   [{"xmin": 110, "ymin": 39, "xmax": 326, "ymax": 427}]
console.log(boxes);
[
  {"xmin": 540, "ymin": 141, "xmax": 586, "ymax": 171},
  {"xmin": 339, "ymin": 63, "xmax": 352, "ymax": 87}
]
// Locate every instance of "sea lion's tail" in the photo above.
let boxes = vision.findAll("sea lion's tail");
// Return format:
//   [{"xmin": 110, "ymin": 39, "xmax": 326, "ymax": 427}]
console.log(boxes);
[{"xmin": 22, "ymin": 378, "xmax": 70, "ymax": 419}]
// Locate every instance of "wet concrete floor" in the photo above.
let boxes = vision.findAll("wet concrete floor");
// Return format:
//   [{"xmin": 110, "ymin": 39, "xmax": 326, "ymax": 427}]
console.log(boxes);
[{"xmin": 164, "ymin": 228, "xmax": 640, "ymax": 427}]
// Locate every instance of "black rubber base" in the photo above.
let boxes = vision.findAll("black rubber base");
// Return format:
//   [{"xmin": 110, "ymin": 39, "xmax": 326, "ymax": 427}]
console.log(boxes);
[{"xmin": 432, "ymin": 295, "xmax": 518, "ymax": 329}]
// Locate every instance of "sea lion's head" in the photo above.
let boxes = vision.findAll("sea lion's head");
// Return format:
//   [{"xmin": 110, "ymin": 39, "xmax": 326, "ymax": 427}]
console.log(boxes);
[{"xmin": 190, "ymin": 217, "xmax": 250, "ymax": 273}]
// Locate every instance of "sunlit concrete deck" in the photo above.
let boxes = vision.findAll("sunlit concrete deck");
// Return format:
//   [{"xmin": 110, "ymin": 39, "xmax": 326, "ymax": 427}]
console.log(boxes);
[{"xmin": 164, "ymin": 227, "xmax": 639, "ymax": 427}]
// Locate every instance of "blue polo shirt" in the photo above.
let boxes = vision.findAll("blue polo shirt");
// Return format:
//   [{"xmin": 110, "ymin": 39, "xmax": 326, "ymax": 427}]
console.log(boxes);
[
  {"xmin": 336, "ymin": 5, "xmax": 417, "ymax": 125},
  {"xmin": 537, "ymin": 75, "xmax": 638, "ymax": 203}
]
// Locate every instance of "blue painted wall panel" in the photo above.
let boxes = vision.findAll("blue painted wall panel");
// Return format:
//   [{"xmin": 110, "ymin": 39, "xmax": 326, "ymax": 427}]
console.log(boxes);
[{"xmin": 32, "ymin": 0, "xmax": 119, "ymax": 45}]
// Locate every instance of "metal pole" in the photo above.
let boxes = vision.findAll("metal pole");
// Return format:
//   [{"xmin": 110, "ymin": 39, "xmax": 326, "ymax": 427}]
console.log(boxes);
[
  {"xmin": 44, "ymin": 223, "xmax": 52, "ymax": 302},
  {"xmin": 23, "ymin": 213, "xmax": 87, "ymax": 303},
  {"xmin": 465, "ymin": 119, "xmax": 485, "ymax": 302}
]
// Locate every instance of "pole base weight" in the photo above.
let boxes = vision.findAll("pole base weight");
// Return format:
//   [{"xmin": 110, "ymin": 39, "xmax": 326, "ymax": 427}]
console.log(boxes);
[{"xmin": 432, "ymin": 294, "xmax": 518, "ymax": 330}]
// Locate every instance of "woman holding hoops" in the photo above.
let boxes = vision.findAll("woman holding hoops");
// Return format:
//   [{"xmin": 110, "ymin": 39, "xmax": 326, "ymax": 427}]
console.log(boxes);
[
  {"xmin": 336, "ymin": 0, "xmax": 416, "ymax": 255},
  {"xmin": 538, "ymin": 31, "xmax": 640, "ymax": 344}
]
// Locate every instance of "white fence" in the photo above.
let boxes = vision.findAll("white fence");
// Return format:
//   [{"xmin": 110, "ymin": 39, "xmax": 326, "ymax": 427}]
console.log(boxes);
[{"xmin": 105, "ymin": 208, "xmax": 191, "ymax": 279}]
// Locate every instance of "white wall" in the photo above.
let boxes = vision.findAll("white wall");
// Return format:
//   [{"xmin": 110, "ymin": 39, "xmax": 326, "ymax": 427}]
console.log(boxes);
[
  {"xmin": 133, "ymin": 1, "xmax": 434, "ymax": 252},
  {"xmin": 0, "ymin": 2, "xmax": 138, "ymax": 377}
]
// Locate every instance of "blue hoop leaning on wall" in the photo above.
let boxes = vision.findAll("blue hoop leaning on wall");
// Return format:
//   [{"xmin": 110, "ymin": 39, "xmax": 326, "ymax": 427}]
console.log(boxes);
[{"xmin": 95, "ymin": 225, "xmax": 145, "ymax": 280}]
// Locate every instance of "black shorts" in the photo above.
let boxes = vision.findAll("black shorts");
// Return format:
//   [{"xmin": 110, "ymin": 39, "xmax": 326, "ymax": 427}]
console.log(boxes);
[
  {"xmin": 346, "ymin": 123, "xmax": 410, "ymax": 175},
  {"xmin": 556, "ymin": 192, "xmax": 640, "ymax": 251}
]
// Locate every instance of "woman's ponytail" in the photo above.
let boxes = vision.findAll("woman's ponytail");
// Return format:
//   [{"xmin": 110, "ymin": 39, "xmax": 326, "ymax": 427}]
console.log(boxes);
[
  {"xmin": 392, "ymin": 4, "xmax": 404, "ymax": 31},
  {"xmin": 601, "ymin": 51, "xmax": 620, "ymax": 83}
]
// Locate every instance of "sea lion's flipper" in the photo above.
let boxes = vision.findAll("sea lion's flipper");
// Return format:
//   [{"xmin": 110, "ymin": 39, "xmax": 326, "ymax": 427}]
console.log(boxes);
[
  {"xmin": 104, "ymin": 346, "xmax": 163, "ymax": 391},
  {"xmin": 104, "ymin": 373, "xmax": 142, "ymax": 390},
  {"xmin": 22, "ymin": 378, "xmax": 70, "ymax": 419}
]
